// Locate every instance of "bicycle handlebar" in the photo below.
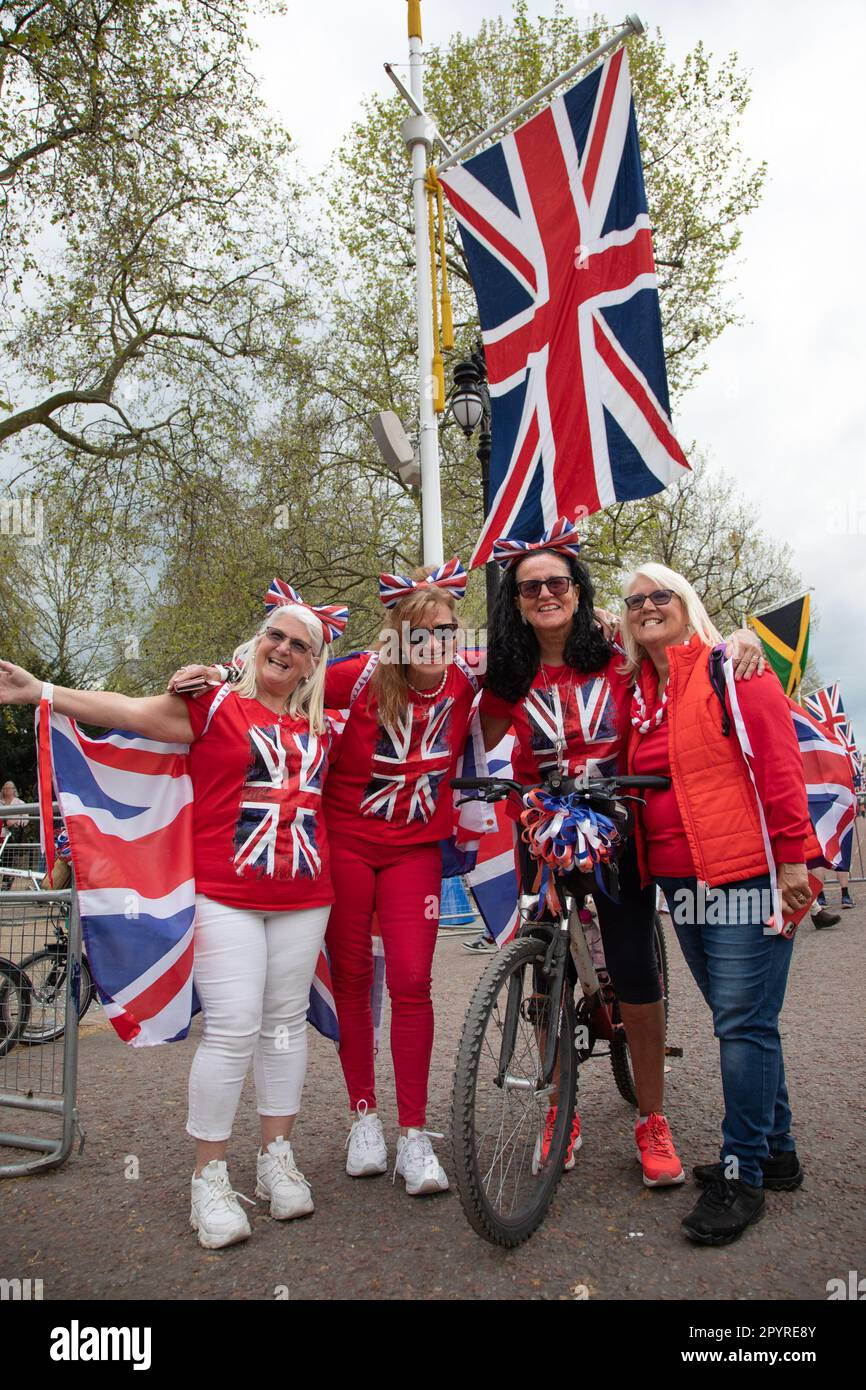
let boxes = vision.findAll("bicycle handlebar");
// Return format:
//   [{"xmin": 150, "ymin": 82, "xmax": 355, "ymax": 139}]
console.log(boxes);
[{"xmin": 451, "ymin": 773, "xmax": 671, "ymax": 797}]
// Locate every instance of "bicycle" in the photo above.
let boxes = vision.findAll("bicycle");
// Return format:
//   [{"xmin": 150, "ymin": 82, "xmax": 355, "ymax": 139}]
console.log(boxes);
[
  {"xmin": 0, "ymin": 956, "xmax": 32, "ymax": 1058},
  {"xmin": 17, "ymin": 901, "xmax": 97, "ymax": 1044},
  {"xmin": 449, "ymin": 766, "xmax": 671, "ymax": 1247}
]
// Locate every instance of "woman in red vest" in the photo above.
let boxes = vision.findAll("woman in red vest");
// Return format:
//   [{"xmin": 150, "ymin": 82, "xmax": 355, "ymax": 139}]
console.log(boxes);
[
  {"xmin": 479, "ymin": 519, "xmax": 765, "ymax": 1190},
  {"xmin": 623, "ymin": 562, "xmax": 816, "ymax": 1246}
]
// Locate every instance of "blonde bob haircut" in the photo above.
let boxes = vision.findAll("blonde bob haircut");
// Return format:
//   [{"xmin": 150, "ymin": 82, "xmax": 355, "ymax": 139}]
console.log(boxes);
[
  {"xmin": 619, "ymin": 562, "xmax": 723, "ymax": 678},
  {"xmin": 231, "ymin": 604, "xmax": 329, "ymax": 735},
  {"xmin": 371, "ymin": 568, "xmax": 460, "ymax": 729}
]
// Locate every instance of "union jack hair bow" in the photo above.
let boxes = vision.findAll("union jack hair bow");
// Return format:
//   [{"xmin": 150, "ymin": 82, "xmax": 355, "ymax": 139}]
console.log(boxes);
[
  {"xmin": 378, "ymin": 556, "xmax": 467, "ymax": 609},
  {"xmin": 264, "ymin": 577, "xmax": 349, "ymax": 644},
  {"xmin": 492, "ymin": 516, "xmax": 581, "ymax": 571}
]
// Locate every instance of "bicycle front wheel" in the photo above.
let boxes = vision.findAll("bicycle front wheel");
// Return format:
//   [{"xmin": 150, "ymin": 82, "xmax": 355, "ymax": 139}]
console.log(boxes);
[
  {"xmin": 0, "ymin": 960, "xmax": 32, "ymax": 1057},
  {"xmin": 17, "ymin": 948, "xmax": 94, "ymax": 1044},
  {"xmin": 451, "ymin": 934, "xmax": 577, "ymax": 1247}
]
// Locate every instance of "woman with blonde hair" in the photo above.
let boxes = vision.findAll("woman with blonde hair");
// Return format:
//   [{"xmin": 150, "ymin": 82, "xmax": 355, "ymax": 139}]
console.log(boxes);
[
  {"xmin": 320, "ymin": 560, "xmax": 480, "ymax": 1194},
  {"xmin": 1, "ymin": 582, "xmax": 348, "ymax": 1250},
  {"xmin": 169, "ymin": 560, "xmax": 480, "ymax": 1194},
  {"xmin": 623, "ymin": 562, "xmax": 817, "ymax": 1245}
]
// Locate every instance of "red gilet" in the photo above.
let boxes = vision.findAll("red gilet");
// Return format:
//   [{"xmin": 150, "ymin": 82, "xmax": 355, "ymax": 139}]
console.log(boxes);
[{"xmin": 627, "ymin": 636, "xmax": 819, "ymax": 888}]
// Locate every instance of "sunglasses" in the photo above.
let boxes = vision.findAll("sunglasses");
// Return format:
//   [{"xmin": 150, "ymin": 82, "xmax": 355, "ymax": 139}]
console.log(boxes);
[
  {"xmin": 515, "ymin": 576, "xmax": 577, "ymax": 599},
  {"xmin": 623, "ymin": 589, "xmax": 676, "ymax": 612},
  {"xmin": 408, "ymin": 624, "xmax": 460, "ymax": 646},
  {"xmin": 262, "ymin": 627, "xmax": 315, "ymax": 657}
]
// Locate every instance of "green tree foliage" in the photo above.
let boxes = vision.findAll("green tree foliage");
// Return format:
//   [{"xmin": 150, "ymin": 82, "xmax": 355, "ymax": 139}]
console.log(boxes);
[{"xmin": 0, "ymin": 0, "xmax": 306, "ymax": 489}]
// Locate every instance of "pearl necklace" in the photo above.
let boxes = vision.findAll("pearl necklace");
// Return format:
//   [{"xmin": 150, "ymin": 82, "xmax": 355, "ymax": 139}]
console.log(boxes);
[
  {"xmin": 408, "ymin": 668, "xmax": 449, "ymax": 700},
  {"xmin": 631, "ymin": 680, "xmax": 667, "ymax": 734}
]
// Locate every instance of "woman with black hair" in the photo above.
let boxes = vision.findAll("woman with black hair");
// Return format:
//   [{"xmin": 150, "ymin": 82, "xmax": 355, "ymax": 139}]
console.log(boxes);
[{"xmin": 479, "ymin": 518, "xmax": 763, "ymax": 1187}]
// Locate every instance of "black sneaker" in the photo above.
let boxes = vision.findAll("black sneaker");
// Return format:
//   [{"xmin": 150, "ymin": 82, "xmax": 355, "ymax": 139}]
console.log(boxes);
[
  {"xmin": 816, "ymin": 892, "xmax": 827, "ymax": 908},
  {"xmin": 461, "ymin": 934, "xmax": 496, "ymax": 953},
  {"xmin": 811, "ymin": 907, "xmax": 841, "ymax": 929},
  {"xmin": 841, "ymin": 892, "xmax": 855, "ymax": 909},
  {"xmin": 693, "ymin": 1150, "xmax": 804, "ymax": 1192},
  {"xmin": 681, "ymin": 1177, "xmax": 765, "ymax": 1246}
]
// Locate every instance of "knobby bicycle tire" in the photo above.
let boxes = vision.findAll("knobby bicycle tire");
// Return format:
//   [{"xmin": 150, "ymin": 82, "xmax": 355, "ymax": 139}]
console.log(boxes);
[
  {"xmin": 16, "ymin": 947, "xmax": 95, "ymax": 1044},
  {"xmin": 451, "ymin": 934, "xmax": 577, "ymax": 1247},
  {"xmin": 609, "ymin": 915, "xmax": 670, "ymax": 1106},
  {"xmin": 0, "ymin": 958, "xmax": 32, "ymax": 1057}
]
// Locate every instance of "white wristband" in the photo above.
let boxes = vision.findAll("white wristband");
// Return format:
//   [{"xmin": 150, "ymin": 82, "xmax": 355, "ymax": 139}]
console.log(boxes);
[{"xmin": 41, "ymin": 681, "xmax": 54, "ymax": 706}]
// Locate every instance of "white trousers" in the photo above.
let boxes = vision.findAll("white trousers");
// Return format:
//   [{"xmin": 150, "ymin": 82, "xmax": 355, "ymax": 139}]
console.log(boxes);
[{"xmin": 186, "ymin": 894, "xmax": 330, "ymax": 1142}]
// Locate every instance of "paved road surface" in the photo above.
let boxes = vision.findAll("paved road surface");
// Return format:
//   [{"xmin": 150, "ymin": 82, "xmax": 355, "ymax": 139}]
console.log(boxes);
[{"xmin": 1, "ymin": 901, "xmax": 863, "ymax": 1301}]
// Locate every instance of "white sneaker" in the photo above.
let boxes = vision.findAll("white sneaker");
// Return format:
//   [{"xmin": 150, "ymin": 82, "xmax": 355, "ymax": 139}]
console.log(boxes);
[
  {"xmin": 255, "ymin": 1137, "xmax": 314, "ymax": 1220},
  {"xmin": 346, "ymin": 1102, "xmax": 388, "ymax": 1177},
  {"xmin": 394, "ymin": 1129, "xmax": 450, "ymax": 1196},
  {"xmin": 190, "ymin": 1160, "xmax": 253, "ymax": 1249}
]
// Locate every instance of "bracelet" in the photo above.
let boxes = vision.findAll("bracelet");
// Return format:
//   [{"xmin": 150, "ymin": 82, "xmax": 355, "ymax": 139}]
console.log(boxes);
[
  {"xmin": 41, "ymin": 681, "xmax": 54, "ymax": 705},
  {"xmin": 214, "ymin": 665, "xmax": 229, "ymax": 682}
]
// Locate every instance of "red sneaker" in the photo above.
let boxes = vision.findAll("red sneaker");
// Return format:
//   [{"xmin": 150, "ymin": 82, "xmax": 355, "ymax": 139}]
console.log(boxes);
[
  {"xmin": 635, "ymin": 1112, "xmax": 685, "ymax": 1187},
  {"xmin": 532, "ymin": 1106, "xmax": 583, "ymax": 1173}
]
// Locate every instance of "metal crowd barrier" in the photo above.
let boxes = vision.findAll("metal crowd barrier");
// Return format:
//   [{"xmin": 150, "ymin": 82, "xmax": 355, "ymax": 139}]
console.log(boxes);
[{"xmin": 0, "ymin": 803, "xmax": 83, "ymax": 1178}]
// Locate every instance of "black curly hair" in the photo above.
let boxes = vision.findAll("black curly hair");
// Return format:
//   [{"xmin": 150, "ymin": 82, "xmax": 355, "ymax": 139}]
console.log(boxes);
[{"xmin": 485, "ymin": 551, "xmax": 612, "ymax": 704}]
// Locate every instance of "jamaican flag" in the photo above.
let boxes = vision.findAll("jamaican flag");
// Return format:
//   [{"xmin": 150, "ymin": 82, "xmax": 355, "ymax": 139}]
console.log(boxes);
[{"xmin": 748, "ymin": 593, "xmax": 811, "ymax": 697}]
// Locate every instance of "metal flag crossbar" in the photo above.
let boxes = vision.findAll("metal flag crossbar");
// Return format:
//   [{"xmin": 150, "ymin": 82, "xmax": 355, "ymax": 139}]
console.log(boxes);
[
  {"xmin": 749, "ymin": 587, "xmax": 814, "ymax": 620},
  {"xmin": 436, "ymin": 14, "xmax": 645, "ymax": 173}
]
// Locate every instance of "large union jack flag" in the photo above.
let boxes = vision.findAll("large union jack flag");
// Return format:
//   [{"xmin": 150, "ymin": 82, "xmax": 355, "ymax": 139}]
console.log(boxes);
[
  {"xmin": 439, "ymin": 47, "xmax": 689, "ymax": 567},
  {"xmin": 234, "ymin": 725, "xmax": 326, "ymax": 882},
  {"xmin": 361, "ymin": 698, "xmax": 454, "ymax": 825}
]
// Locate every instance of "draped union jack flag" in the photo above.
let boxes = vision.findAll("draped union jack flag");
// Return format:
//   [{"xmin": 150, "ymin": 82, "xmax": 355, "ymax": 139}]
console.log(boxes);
[
  {"xmin": 37, "ymin": 703, "xmax": 340, "ymax": 1045},
  {"xmin": 234, "ymin": 725, "xmax": 326, "ymax": 881},
  {"xmin": 361, "ymin": 698, "xmax": 454, "ymax": 825},
  {"xmin": 439, "ymin": 48, "xmax": 689, "ymax": 568}
]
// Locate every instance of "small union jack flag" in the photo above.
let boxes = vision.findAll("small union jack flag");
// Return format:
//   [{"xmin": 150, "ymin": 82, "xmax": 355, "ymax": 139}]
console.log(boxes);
[
  {"xmin": 439, "ymin": 47, "xmax": 689, "ymax": 568},
  {"xmin": 803, "ymin": 683, "xmax": 847, "ymax": 741},
  {"xmin": 234, "ymin": 725, "xmax": 327, "ymax": 881},
  {"xmin": 361, "ymin": 698, "xmax": 454, "ymax": 825}
]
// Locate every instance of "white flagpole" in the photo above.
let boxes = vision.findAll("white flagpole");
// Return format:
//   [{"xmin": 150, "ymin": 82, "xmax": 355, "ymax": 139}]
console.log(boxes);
[{"xmin": 401, "ymin": 0, "xmax": 443, "ymax": 566}]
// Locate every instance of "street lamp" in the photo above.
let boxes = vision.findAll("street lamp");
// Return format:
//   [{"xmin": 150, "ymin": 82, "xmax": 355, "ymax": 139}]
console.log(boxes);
[{"xmin": 448, "ymin": 348, "xmax": 499, "ymax": 620}]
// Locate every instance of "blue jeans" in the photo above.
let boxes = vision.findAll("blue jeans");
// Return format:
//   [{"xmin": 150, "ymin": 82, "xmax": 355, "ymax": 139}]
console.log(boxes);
[{"xmin": 658, "ymin": 874, "xmax": 796, "ymax": 1187}]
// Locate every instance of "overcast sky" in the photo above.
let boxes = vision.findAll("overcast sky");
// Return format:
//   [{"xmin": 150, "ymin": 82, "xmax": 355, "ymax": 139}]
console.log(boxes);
[{"xmin": 248, "ymin": 0, "xmax": 866, "ymax": 739}]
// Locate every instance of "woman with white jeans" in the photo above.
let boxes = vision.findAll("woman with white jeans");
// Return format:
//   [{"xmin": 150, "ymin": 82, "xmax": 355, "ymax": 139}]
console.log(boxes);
[{"xmin": 0, "ymin": 580, "xmax": 348, "ymax": 1250}]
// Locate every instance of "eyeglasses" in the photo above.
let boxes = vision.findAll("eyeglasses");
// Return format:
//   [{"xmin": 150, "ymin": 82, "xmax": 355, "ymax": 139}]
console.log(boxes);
[
  {"xmin": 623, "ymin": 589, "xmax": 676, "ymax": 612},
  {"xmin": 262, "ymin": 627, "xmax": 315, "ymax": 657},
  {"xmin": 408, "ymin": 624, "xmax": 460, "ymax": 646},
  {"xmin": 515, "ymin": 576, "xmax": 576, "ymax": 599}
]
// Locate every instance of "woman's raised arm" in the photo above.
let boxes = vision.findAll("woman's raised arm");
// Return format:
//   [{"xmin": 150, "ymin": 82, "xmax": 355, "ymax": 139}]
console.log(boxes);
[{"xmin": 0, "ymin": 661, "xmax": 194, "ymax": 745}]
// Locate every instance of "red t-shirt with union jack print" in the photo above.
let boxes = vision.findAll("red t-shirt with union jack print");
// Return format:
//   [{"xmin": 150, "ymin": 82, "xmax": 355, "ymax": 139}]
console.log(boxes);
[
  {"xmin": 185, "ymin": 686, "xmax": 333, "ymax": 911},
  {"xmin": 479, "ymin": 655, "xmax": 631, "ymax": 803},
  {"xmin": 323, "ymin": 653, "xmax": 481, "ymax": 846}
]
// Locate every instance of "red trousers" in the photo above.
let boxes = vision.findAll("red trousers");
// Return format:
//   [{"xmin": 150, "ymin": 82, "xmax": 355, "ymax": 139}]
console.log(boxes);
[{"xmin": 326, "ymin": 837, "xmax": 441, "ymax": 1128}]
